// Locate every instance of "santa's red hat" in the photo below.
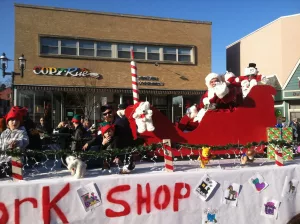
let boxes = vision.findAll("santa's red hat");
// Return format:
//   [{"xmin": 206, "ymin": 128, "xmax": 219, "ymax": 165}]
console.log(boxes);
[
  {"xmin": 5, "ymin": 108, "xmax": 23, "ymax": 124},
  {"xmin": 205, "ymin": 73, "xmax": 219, "ymax": 88}
]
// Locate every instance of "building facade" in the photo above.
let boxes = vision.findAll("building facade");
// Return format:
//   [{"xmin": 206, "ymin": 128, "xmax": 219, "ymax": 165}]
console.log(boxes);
[
  {"xmin": 14, "ymin": 4, "xmax": 211, "ymax": 127},
  {"xmin": 226, "ymin": 14, "xmax": 300, "ymax": 121},
  {"xmin": 0, "ymin": 87, "xmax": 12, "ymax": 116}
]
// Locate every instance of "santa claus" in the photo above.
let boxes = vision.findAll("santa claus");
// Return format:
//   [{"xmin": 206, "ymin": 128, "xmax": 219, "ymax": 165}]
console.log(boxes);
[{"xmin": 194, "ymin": 72, "xmax": 237, "ymax": 123}]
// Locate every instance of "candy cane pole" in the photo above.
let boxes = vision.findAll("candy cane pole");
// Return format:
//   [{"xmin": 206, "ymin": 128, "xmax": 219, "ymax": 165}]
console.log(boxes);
[
  {"xmin": 131, "ymin": 49, "xmax": 139, "ymax": 104},
  {"xmin": 163, "ymin": 139, "xmax": 174, "ymax": 172},
  {"xmin": 11, "ymin": 156, "xmax": 23, "ymax": 181},
  {"xmin": 275, "ymin": 146, "xmax": 284, "ymax": 166}
]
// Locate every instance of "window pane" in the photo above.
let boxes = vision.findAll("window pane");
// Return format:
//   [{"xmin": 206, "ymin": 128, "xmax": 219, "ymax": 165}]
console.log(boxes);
[
  {"xmin": 164, "ymin": 54, "xmax": 176, "ymax": 61},
  {"xmin": 147, "ymin": 53, "xmax": 159, "ymax": 60},
  {"xmin": 164, "ymin": 47, "xmax": 176, "ymax": 54},
  {"xmin": 41, "ymin": 46, "xmax": 58, "ymax": 54},
  {"xmin": 61, "ymin": 47, "xmax": 77, "ymax": 55},
  {"xmin": 118, "ymin": 51, "xmax": 131, "ymax": 58},
  {"xmin": 178, "ymin": 48, "xmax": 191, "ymax": 55},
  {"xmin": 118, "ymin": 44, "xmax": 131, "ymax": 51},
  {"xmin": 61, "ymin": 39, "xmax": 77, "ymax": 48},
  {"xmin": 41, "ymin": 38, "xmax": 58, "ymax": 46},
  {"xmin": 97, "ymin": 50, "xmax": 112, "ymax": 57},
  {"xmin": 79, "ymin": 49, "xmax": 94, "ymax": 56},
  {"xmin": 79, "ymin": 41, "xmax": 94, "ymax": 49},
  {"xmin": 178, "ymin": 55, "xmax": 191, "ymax": 62},
  {"xmin": 97, "ymin": 42, "xmax": 111, "ymax": 50},
  {"xmin": 133, "ymin": 45, "xmax": 145, "ymax": 52},
  {"xmin": 148, "ymin": 46, "xmax": 159, "ymax": 53},
  {"xmin": 134, "ymin": 52, "xmax": 145, "ymax": 59}
]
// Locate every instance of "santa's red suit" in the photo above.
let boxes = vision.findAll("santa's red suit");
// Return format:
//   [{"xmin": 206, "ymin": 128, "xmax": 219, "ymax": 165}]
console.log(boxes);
[{"xmin": 199, "ymin": 73, "xmax": 236, "ymax": 110}]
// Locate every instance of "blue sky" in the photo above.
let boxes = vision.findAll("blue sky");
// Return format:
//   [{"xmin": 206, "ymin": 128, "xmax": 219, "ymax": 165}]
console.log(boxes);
[{"xmin": 0, "ymin": 0, "xmax": 299, "ymax": 84}]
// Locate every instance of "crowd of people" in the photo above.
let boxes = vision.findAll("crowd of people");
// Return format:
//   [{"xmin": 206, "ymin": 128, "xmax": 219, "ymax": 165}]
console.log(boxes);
[{"xmin": 0, "ymin": 103, "xmax": 136, "ymax": 177}]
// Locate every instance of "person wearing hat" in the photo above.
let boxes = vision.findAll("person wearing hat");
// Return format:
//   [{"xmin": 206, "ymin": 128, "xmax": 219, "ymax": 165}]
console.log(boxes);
[
  {"xmin": 70, "ymin": 114, "xmax": 86, "ymax": 151},
  {"xmin": 82, "ymin": 104, "xmax": 133, "ymax": 150},
  {"xmin": 0, "ymin": 107, "xmax": 29, "ymax": 177}
]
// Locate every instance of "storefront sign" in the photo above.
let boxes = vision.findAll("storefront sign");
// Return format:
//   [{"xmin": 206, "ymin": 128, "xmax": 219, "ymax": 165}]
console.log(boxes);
[
  {"xmin": 33, "ymin": 66, "xmax": 101, "ymax": 79},
  {"xmin": 138, "ymin": 76, "xmax": 164, "ymax": 86},
  {"xmin": 283, "ymin": 91, "xmax": 300, "ymax": 99}
]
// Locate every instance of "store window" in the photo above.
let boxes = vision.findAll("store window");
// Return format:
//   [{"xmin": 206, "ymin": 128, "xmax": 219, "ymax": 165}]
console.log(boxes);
[
  {"xmin": 147, "ymin": 46, "xmax": 160, "ymax": 60},
  {"xmin": 40, "ymin": 38, "xmax": 58, "ymax": 55},
  {"xmin": 97, "ymin": 42, "xmax": 112, "ymax": 57},
  {"xmin": 163, "ymin": 47, "xmax": 177, "ymax": 61},
  {"xmin": 118, "ymin": 44, "xmax": 131, "ymax": 58},
  {"xmin": 79, "ymin": 41, "xmax": 94, "ymax": 56},
  {"xmin": 61, "ymin": 39, "xmax": 77, "ymax": 55},
  {"xmin": 133, "ymin": 45, "xmax": 146, "ymax": 59},
  {"xmin": 178, "ymin": 48, "xmax": 191, "ymax": 62}
]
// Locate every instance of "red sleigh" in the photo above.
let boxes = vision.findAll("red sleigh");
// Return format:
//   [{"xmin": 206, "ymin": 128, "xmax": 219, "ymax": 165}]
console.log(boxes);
[{"xmin": 125, "ymin": 85, "xmax": 277, "ymax": 156}]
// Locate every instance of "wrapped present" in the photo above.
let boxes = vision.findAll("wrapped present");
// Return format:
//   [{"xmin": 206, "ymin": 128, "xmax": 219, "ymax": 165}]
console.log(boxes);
[
  {"xmin": 282, "ymin": 147, "xmax": 294, "ymax": 161},
  {"xmin": 281, "ymin": 127, "xmax": 293, "ymax": 143},
  {"xmin": 267, "ymin": 127, "xmax": 282, "ymax": 141},
  {"xmin": 267, "ymin": 144, "xmax": 276, "ymax": 160},
  {"xmin": 267, "ymin": 145, "xmax": 294, "ymax": 161}
]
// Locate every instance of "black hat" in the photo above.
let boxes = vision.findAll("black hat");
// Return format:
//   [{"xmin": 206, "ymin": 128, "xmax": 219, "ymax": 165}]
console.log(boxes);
[
  {"xmin": 100, "ymin": 104, "xmax": 113, "ymax": 112},
  {"xmin": 118, "ymin": 103, "xmax": 128, "ymax": 110},
  {"xmin": 248, "ymin": 63, "xmax": 257, "ymax": 68}
]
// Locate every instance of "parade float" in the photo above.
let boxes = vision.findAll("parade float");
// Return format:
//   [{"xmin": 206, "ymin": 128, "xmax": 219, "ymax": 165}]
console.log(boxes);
[{"xmin": 0, "ymin": 53, "xmax": 300, "ymax": 224}]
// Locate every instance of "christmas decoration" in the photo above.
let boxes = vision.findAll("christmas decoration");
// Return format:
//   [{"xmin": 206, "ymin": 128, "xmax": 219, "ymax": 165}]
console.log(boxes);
[
  {"xmin": 61, "ymin": 156, "xmax": 87, "ymax": 179},
  {"xmin": 163, "ymin": 139, "xmax": 174, "ymax": 172},
  {"xmin": 240, "ymin": 148, "xmax": 256, "ymax": 164},
  {"xmin": 198, "ymin": 147, "xmax": 212, "ymax": 168},
  {"xmin": 131, "ymin": 49, "xmax": 139, "ymax": 104},
  {"xmin": 11, "ymin": 156, "xmax": 23, "ymax": 181},
  {"xmin": 223, "ymin": 182, "xmax": 241, "ymax": 206},
  {"xmin": 132, "ymin": 101, "xmax": 155, "ymax": 133},
  {"xmin": 261, "ymin": 198, "xmax": 280, "ymax": 219},
  {"xmin": 275, "ymin": 146, "xmax": 283, "ymax": 166},
  {"xmin": 267, "ymin": 127, "xmax": 281, "ymax": 141},
  {"xmin": 194, "ymin": 174, "xmax": 218, "ymax": 201},
  {"xmin": 77, "ymin": 182, "xmax": 102, "ymax": 212},
  {"xmin": 281, "ymin": 176, "xmax": 299, "ymax": 198},
  {"xmin": 249, "ymin": 173, "xmax": 268, "ymax": 193},
  {"xmin": 267, "ymin": 145, "xmax": 293, "ymax": 161}
]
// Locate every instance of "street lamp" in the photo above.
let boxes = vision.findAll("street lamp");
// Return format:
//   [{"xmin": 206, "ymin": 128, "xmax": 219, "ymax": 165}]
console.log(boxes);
[{"xmin": 0, "ymin": 52, "xmax": 26, "ymax": 105}]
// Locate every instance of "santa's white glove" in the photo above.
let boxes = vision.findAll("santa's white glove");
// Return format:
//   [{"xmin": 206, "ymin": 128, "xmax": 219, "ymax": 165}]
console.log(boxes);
[
  {"xmin": 203, "ymin": 97, "xmax": 210, "ymax": 106},
  {"xmin": 214, "ymin": 82, "xmax": 229, "ymax": 99}
]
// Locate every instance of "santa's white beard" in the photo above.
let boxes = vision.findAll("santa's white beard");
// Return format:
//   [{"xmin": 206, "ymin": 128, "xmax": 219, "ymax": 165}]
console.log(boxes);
[{"xmin": 207, "ymin": 87, "xmax": 215, "ymax": 100}]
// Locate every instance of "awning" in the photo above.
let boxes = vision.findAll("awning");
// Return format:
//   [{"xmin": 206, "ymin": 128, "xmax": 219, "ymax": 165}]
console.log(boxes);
[{"xmin": 15, "ymin": 85, "xmax": 205, "ymax": 95}]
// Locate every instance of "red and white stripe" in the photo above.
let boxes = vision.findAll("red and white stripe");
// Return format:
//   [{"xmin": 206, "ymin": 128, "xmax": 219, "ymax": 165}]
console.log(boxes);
[
  {"xmin": 131, "ymin": 49, "xmax": 139, "ymax": 104},
  {"xmin": 11, "ymin": 156, "xmax": 23, "ymax": 180},
  {"xmin": 163, "ymin": 139, "xmax": 174, "ymax": 172},
  {"xmin": 275, "ymin": 147, "xmax": 284, "ymax": 166}
]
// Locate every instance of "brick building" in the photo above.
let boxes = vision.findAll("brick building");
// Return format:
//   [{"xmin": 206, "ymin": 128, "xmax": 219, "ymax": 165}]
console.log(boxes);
[{"xmin": 14, "ymin": 4, "xmax": 212, "ymax": 127}]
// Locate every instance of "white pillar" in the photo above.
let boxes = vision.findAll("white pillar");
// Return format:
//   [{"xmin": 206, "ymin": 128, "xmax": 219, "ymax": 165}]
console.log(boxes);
[{"xmin": 13, "ymin": 88, "xmax": 17, "ymax": 106}]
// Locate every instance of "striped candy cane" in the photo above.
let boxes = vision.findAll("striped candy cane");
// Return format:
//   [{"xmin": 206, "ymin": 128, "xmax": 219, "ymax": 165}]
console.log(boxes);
[
  {"xmin": 275, "ymin": 146, "xmax": 284, "ymax": 166},
  {"xmin": 11, "ymin": 156, "xmax": 23, "ymax": 181},
  {"xmin": 163, "ymin": 139, "xmax": 174, "ymax": 172},
  {"xmin": 131, "ymin": 49, "xmax": 139, "ymax": 104}
]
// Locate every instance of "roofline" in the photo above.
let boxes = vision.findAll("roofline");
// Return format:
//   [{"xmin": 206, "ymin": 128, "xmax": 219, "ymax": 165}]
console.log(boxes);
[
  {"xmin": 282, "ymin": 58, "xmax": 300, "ymax": 89},
  {"xmin": 14, "ymin": 3, "xmax": 212, "ymax": 25},
  {"xmin": 226, "ymin": 13, "xmax": 300, "ymax": 48}
]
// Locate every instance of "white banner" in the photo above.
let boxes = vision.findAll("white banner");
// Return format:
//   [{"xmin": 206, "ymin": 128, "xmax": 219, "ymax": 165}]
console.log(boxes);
[{"xmin": 0, "ymin": 161, "xmax": 300, "ymax": 224}]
